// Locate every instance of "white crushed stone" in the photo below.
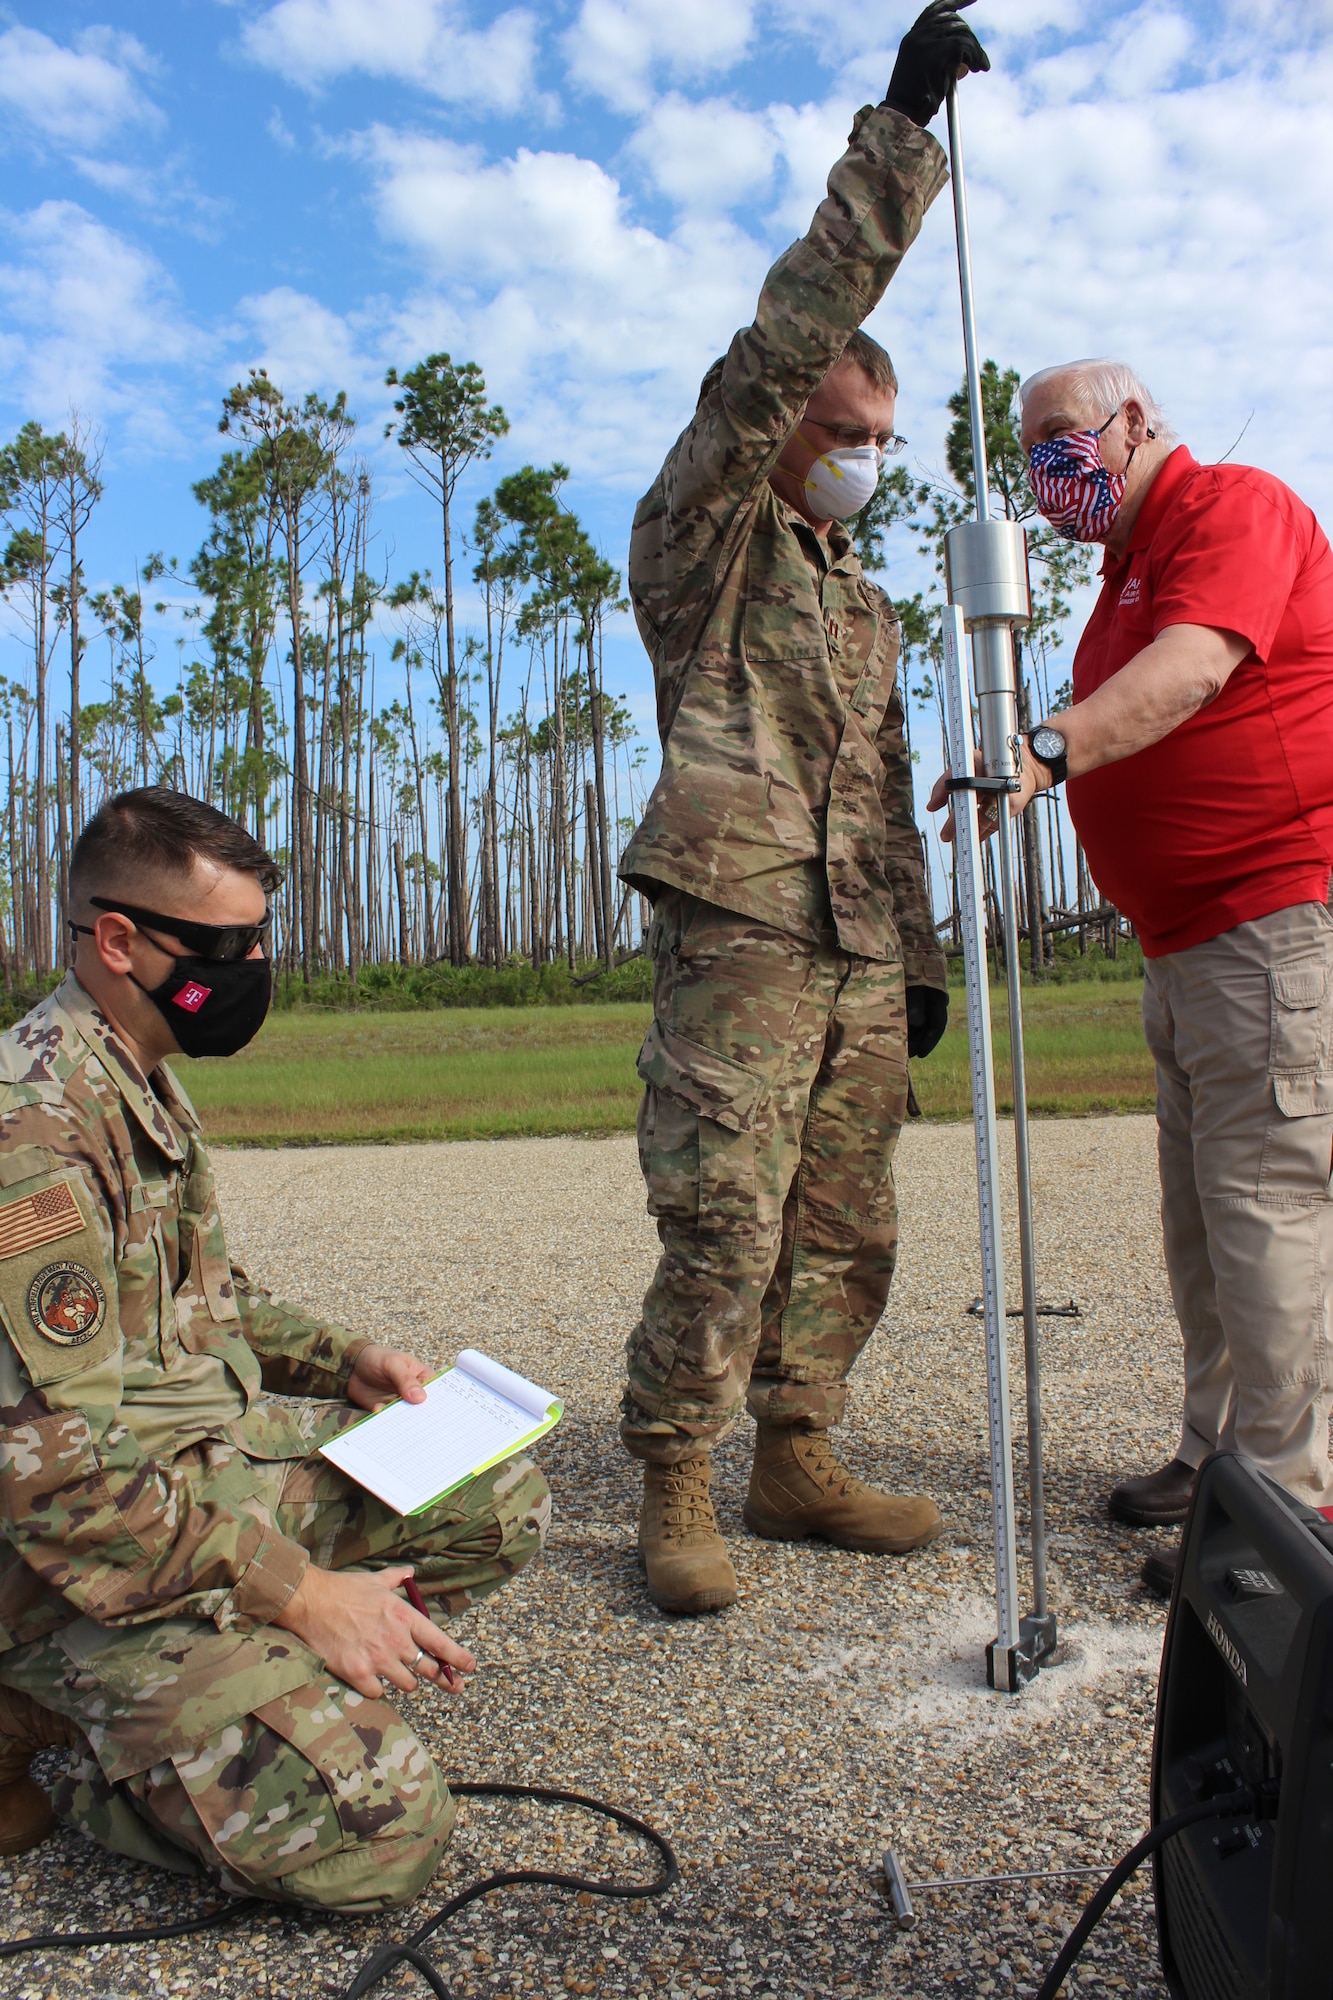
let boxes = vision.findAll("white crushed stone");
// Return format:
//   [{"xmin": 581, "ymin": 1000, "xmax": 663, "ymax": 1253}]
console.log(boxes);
[{"xmin": 2, "ymin": 1117, "xmax": 1183, "ymax": 1999}]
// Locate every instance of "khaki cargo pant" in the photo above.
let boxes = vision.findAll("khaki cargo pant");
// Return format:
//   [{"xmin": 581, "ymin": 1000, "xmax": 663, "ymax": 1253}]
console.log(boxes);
[
  {"xmin": 1144, "ymin": 900, "xmax": 1333, "ymax": 1507},
  {"xmin": 2, "ymin": 1450, "xmax": 550, "ymax": 1911},
  {"xmin": 622, "ymin": 891, "xmax": 909, "ymax": 1464}
]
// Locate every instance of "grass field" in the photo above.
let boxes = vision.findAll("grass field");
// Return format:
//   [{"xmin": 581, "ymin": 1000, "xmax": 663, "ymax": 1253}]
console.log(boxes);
[{"xmin": 180, "ymin": 980, "xmax": 1155, "ymax": 1146}]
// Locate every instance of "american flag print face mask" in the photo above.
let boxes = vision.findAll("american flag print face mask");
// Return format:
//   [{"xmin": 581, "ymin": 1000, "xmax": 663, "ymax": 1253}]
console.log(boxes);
[{"xmin": 1028, "ymin": 415, "xmax": 1127, "ymax": 543}]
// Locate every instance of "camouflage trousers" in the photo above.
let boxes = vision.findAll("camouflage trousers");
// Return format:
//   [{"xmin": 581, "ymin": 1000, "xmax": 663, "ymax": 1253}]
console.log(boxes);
[
  {"xmin": 0, "ymin": 1447, "xmax": 549, "ymax": 1911},
  {"xmin": 622, "ymin": 891, "xmax": 908, "ymax": 1464}
]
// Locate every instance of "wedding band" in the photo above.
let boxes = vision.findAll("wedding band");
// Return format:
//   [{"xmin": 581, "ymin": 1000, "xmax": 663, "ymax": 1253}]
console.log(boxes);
[{"xmin": 411, "ymin": 1648, "xmax": 425, "ymax": 1671}]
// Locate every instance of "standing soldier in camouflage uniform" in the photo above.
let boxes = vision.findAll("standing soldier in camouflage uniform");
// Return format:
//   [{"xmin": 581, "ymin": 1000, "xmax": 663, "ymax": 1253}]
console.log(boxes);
[
  {"xmin": 0, "ymin": 788, "xmax": 549, "ymax": 1907},
  {"xmin": 618, "ymin": 3, "xmax": 989, "ymax": 1614}
]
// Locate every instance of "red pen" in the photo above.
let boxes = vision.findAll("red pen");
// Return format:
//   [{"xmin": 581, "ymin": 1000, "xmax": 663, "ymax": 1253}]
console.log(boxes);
[{"xmin": 403, "ymin": 1575, "xmax": 464, "ymax": 1692}]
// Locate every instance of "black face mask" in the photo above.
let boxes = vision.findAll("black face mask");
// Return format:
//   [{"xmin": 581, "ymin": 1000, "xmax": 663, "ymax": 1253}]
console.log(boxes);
[{"xmin": 132, "ymin": 955, "xmax": 272, "ymax": 1059}]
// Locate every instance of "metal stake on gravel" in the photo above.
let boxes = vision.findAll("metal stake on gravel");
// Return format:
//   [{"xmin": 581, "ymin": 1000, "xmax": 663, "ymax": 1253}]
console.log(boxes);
[{"xmin": 940, "ymin": 72, "xmax": 1055, "ymax": 1692}]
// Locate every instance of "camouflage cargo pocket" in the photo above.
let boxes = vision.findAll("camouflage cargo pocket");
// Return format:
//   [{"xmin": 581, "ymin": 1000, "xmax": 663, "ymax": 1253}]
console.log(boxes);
[
  {"xmin": 636, "ymin": 1019, "xmax": 762, "ymax": 1244},
  {"xmin": 155, "ymin": 1678, "xmax": 449, "ymax": 1884}
]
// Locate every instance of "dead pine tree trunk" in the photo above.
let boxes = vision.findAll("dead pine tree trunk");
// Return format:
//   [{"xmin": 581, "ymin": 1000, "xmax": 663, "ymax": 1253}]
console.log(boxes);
[
  {"xmin": 394, "ymin": 839, "xmax": 410, "ymax": 965},
  {"xmin": 479, "ymin": 792, "xmax": 497, "ymax": 966},
  {"xmin": 403, "ymin": 666, "xmax": 434, "ymax": 958},
  {"xmin": 60, "ymin": 414, "xmax": 104, "ymax": 844},
  {"xmin": 284, "ymin": 522, "xmax": 315, "ymax": 984},
  {"xmin": 438, "ymin": 488, "xmax": 467, "ymax": 965},
  {"xmin": 1074, "ymin": 837, "xmax": 1085, "ymax": 956},
  {"xmin": 1018, "ymin": 680, "xmax": 1048, "ymax": 972},
  {"xmin": 1022, "ymin": 807, "xmax": 1045, "ymax": 972},
  {"xmin": 8, "ymin": 721, "xmax": 22, "ymax": 982},
  {"xmin": 588, "ymin": 616, "xmax": 615, "ymax": 973},
  {"xmin": 54, "ymin": 727, "xmax": 69, "ymax": 967},
  {"xmin": 34, "ymin": 544, "xmax": 50, "ymax": 977},
  {"xmin": 584, "ymin": 777, "xmax": 604, "ymax": 965},
  {"xmin": 67, "ymin": 526, "xmax": 82, "ymax": 842}
]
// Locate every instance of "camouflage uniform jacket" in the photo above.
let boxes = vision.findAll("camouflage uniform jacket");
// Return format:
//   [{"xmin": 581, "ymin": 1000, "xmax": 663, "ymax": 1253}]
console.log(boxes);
[
  {"xmin": 619, "ymin": 105, "xmax": 948, "ymax": 986},
  {"xmin": 0, "ymin": 974, "xmax": 368, "ymax": 1658}
]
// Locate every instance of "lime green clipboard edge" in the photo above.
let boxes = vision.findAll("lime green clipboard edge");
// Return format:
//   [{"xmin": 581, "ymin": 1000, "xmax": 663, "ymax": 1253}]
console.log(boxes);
[
  {"xmin": 320, "ymin": 1367, "xmax": 563, "ymax": 1518},
  {"xmin": 407, "ymin": 1400, "xmax": 563, "ymax": 1515}
]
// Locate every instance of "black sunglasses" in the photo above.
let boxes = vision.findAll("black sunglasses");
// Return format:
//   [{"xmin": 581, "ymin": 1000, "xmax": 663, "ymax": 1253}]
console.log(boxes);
[{"xmin": 78, "ymin": 897, "xmax": 273, "ymax": 963}]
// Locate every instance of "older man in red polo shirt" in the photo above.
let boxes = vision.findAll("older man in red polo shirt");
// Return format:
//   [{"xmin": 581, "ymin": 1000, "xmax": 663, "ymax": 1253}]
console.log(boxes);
[{"xmin": 947, "ymin": 358, "xmax": 1333, "ymax": 1597}]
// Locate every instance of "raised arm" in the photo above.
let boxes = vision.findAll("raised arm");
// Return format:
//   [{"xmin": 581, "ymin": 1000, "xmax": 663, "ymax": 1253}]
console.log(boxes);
[{"xmin": 632, "ymin": 106, "xmax": 948, "ymax": 650}]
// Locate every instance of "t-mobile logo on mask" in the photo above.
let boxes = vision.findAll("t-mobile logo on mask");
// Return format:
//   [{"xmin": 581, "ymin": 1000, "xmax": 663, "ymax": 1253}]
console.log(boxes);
[{"xmin": 172, "ymin": 982, "xmax": 212, "ymax": 1013}]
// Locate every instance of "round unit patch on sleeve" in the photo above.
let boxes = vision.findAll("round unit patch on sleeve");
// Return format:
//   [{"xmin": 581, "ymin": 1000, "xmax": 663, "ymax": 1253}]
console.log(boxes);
[{"xmin": 26, "ymin": 1260, "xmax": 108, "ymax": 1346}]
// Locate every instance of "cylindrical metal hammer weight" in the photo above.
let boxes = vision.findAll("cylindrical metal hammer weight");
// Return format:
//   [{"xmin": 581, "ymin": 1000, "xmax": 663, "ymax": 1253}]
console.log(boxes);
[{"xmin": 944, "ymin": 522, "xmax": 1030, "ymax": 777}]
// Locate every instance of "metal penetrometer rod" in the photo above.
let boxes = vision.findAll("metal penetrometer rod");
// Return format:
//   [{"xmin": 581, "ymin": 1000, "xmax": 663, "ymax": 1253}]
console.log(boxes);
[
  {"xmin": 946, "ymin": 80, "xmax": 991, "ymax": 527},
  {"xmin": 942, "ymin": 602, "xmax": 1021, "ymax": 1678},
  {"xmin": 943, "ymin": 76, "xmax": 1051, "ymax": 1681}
]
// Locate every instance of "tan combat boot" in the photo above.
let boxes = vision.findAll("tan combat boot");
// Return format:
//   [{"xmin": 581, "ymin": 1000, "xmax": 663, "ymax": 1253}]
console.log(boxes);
[
  {"xmin": 0, "ymin": 1687, "xmax": 81, "ymax": 1857},
  {"xmin": 744, "ymin": 1423, "xmax": 943, "ymax": 1554},
  {"xmin": 638, "ymin": 1455, "xmax": 737, "ymax": 1615}
]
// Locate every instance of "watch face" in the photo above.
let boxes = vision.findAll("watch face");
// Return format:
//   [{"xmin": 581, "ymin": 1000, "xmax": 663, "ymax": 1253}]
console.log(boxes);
[{"xmin": 1032, "ymin": 727, "xmax": 1067, "ymax": 760}]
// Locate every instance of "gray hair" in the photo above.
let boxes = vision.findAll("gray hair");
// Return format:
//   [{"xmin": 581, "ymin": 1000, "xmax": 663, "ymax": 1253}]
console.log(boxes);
[{"xmin": 1018, "ymin": 359, "xmax": 1176, "ymax": 443}]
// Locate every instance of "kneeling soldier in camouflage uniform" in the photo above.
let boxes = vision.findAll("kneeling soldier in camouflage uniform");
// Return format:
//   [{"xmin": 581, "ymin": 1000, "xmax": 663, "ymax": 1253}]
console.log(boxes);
[
  {"xmin": 618, "ymin": 3, "xmax": 989, "ymax": 1612},
  {"xmin": 0, "ymin": 788, "xmax": 549, "ymax": 1908}
]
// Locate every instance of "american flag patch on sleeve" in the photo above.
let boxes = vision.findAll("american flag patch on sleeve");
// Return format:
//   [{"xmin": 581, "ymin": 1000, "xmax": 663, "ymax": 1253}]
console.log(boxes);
[{"xmin": 0, "ymin": 1181, "xmax": 85, "ymax": 1261}]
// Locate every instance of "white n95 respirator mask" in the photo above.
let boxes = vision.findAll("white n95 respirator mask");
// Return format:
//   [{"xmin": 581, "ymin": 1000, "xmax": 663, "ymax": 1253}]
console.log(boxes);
[{"xmin": 798, "ymin": 438, "xmax": 883, "ymax": 519}]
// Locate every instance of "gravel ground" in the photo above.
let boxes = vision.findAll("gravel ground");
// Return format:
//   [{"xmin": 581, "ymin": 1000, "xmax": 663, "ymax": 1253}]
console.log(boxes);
[{"xmin": 1, "ymin": 1116, "xmax": 1187, "ymax": 2000}]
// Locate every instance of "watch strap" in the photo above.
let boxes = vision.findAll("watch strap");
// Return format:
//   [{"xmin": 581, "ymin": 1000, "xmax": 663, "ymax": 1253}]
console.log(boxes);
[{"xmin": 1026, "ymin": 731, "xmax": 1068, "ymax": 787}]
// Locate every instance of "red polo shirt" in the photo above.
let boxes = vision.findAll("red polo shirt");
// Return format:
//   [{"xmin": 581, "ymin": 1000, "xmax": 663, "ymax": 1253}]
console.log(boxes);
[{"xmin": 1065, "ymin": 446, "xmax": 1333, "ymax": 956}]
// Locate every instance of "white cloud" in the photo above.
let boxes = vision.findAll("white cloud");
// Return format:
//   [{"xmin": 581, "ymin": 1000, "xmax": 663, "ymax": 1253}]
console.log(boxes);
[
  {"xmin": 228, "ymin": 285, "xmax": 386, "ymax": 410},
  {"xmin": 1, "ymin": 0, "xmax": 1326, "ymax": 654},
  {"xmin": 1243, "ymin": 0, "xmax": 1333, "ymax": 30},
  {"xmin": 337, "ymin": 0, "xmax": 1333, "ymax": 535},
  {"xmin": 0, "ymin": 25, "xmax": 157, "ymax": 150},
  {"xmin": 626, "ymin": 95, "xmax": 779, "ymax": 212},
  {"xmin": 359, "ymin": 126, "xmax": 766, "ymax": 482},
  {"xmin": 563, "ymin": 0, "xmax": 756, "ymax": 114},
  {"xmin": 851, "ymin": 25, "xmax": 1333, "ymax": 534},
  {"xmin": 243, "ymin": 0, "xmax": 540, "ymax": 114},
  {"xmin": 67, "ymin": 155, "xmax": 155, "ymax": 199},
  {"xmin": 763, "ymin": 95, "xmax": 858, "ymax": 235},
  {"xmin": 0, "ymin": 202, "xmax": 198, "ymax": 438}
]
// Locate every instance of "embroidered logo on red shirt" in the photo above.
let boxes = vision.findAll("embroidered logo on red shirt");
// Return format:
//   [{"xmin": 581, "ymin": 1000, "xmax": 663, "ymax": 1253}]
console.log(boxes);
[
  {"xmin": 1119, "ymin": 576, "xmax": 1143, "ymax": 607},
  {"xmin": 173, "ymin": 981, "xmax": 212, "ymax": 1013}
]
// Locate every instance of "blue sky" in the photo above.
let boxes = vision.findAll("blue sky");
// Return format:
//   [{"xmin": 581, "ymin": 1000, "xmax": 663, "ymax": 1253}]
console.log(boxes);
[{"xmin": 1, "ymin": 0, "xmax": 1330, "ymax": 789}]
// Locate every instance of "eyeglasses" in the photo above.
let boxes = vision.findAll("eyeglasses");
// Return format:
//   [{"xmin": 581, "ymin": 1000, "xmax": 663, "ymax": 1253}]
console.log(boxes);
[
  {"xmin": 1038, "ymin": 406, "xmax": 1155, "ymax": 452},
  {"xmin": 806, "ymin": 418, "xmax": 907, "ymax": 456},
  {"xmin": 1043, "ymin": 408, "xmax": 1120, "ymax": 445},
  {"xmin": 77, "ymin": 897, "xmax": 273, "ymax": 962}
]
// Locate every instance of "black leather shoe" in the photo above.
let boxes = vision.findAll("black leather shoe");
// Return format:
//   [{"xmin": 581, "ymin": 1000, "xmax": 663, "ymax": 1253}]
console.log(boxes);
[
  {"xmin": 1108, "ymin": 1458, "xmax": 1197, "ymax": 1527},
  {"xmin": 1141, "ymin": 1546, "xmax": 1179, "ymax": 1599}
]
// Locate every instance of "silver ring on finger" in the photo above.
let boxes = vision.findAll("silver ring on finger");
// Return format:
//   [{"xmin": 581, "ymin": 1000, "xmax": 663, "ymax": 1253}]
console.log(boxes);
[{"xmin": 411, "ymin": 1648, "xmax": 425, "ymax": 1672}]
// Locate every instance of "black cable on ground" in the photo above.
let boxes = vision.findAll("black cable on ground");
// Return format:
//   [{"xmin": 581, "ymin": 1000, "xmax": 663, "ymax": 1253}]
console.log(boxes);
[
  {"xmin": 1034, "ymin": 1787, "xmax": 1258, "ymax": 2000},
  {"xmin": 0, "ymin": 1781, "xmax": 678, "ymax": 2000},
  {"xmin": 0, "ymin": 1894, "xmax": 264, "ymax": 1959},
  {"xmin": 341, "ymin": 1782, "xmax": 680, "ymax": 2000}
]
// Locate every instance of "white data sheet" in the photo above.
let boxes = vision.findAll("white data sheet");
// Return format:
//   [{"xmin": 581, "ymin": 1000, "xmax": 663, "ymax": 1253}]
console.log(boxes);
[{"xmin": 320, "ymin": 1348, "xmax": 561, "ymax": 1515}]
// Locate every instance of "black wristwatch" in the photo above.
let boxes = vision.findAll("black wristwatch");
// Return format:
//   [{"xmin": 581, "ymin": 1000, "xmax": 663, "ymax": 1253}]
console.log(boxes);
[{"xmin": 1026, "ymin": 725, "xmax": 1068, "ymax": 788}]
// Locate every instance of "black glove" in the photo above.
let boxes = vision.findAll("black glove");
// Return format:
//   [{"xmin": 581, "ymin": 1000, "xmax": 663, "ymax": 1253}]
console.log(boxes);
[
  {"xmin": 907, "ymin": 985, "xmax": 949, "ymax": 1060},
  {"xmin": 885, "ymin": 0, "xmax": 990, "ymax": 127}
]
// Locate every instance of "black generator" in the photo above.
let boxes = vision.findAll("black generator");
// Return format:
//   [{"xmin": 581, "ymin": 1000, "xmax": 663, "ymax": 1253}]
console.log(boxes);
[{"xmin": 1152, "ymin": 1449, "xmax": 1333, "ymax": 1998}]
